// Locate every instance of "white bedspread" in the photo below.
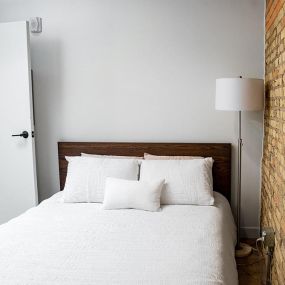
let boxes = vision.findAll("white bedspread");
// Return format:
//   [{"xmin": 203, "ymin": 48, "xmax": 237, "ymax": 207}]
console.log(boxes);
[{"xmin": 0, "ymin": 192, "xmax": 237, "ymax": 285}]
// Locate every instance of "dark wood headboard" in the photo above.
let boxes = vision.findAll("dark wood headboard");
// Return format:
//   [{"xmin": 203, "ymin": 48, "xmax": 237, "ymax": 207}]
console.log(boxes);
[{"xmin": 58, "ymin": 142, "xmax": 231, "ymax": 201}]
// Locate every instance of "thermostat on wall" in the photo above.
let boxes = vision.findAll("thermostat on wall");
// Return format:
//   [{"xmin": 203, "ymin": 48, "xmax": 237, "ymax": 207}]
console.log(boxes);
[{"xmin": 29, "ymin": 17, "xmax": 42, "ymax": 33}]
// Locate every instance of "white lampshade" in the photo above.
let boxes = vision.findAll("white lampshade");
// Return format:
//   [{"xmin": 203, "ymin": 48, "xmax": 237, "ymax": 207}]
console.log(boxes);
[{"xmin": 215, "ymin": 78, "xmax": 264, "ymax": 111}]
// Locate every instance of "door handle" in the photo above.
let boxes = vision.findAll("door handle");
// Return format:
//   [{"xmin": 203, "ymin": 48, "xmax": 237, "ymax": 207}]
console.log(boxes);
[{"xmin": 12, "ymin": 131, "xmax": 29, "ymax": 139}]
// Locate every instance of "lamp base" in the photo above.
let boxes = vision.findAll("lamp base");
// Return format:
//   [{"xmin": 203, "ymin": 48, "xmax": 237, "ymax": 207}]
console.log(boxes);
[{"xmin": 235, "ymin": 242, "xmax": 252, "ymax": 258}]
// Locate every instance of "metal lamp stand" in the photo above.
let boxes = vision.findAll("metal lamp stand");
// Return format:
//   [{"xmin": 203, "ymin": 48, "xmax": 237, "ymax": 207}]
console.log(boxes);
[{"xmin": 235, "ymin": 111, "xmax": 252, "ymax": 258}]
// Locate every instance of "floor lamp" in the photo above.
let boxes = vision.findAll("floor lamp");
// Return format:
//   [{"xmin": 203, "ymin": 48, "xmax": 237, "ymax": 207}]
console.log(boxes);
[{"xmin": 215, "ymin": 77, "xmax": 264, "ymax": 257}]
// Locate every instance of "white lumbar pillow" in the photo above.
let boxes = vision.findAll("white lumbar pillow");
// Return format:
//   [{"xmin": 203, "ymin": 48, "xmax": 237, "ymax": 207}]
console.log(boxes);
[
  {"xmin": 140, "ymin": 158, "xmax": 214, "ymax": 205},
  {"xmin": 103, "ymin": 177, "xmax": 165, "ymax": 211},
  {"xmin": 63, "ymin": 156, "xmax": 139, "ymax": 203}
]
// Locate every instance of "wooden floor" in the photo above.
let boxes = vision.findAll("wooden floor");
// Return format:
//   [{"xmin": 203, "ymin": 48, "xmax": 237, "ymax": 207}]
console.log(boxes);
[{"xmin": 236, "ymin": 239, "xmax": 265, "ymax": 285}]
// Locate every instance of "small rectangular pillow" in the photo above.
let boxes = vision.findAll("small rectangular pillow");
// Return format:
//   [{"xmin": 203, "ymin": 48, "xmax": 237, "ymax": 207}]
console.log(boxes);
[
  {"xmin": 63, "ymin": 156, "xmax": 139, "ymax": 203},
  {"xmin": 140, "ymin": 158, "xmax": 214, "ymax": 205},
  {"xmin": 103, "ymin": 177, "xmax": 165, "ymax": 211},
  {"xmin": 144, "ymin": 153, "xmax": 203, "ymax": 160}
]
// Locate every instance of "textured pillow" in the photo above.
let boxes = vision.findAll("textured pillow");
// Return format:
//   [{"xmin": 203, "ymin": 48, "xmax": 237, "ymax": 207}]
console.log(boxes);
[
  {"xmin": 144, "ymin": 153, "xmax": 203, "ymax": 160},
  {"xmin": 63, "ymin": 156, "xmax": 139, "ymax": 203},
  {"xmin": 103, "ymin": 177, "xmax": 165, "ymax": 211},
  {"xmin": 140, "ymin": 158, "xmax": 214, "ymax": 205}
]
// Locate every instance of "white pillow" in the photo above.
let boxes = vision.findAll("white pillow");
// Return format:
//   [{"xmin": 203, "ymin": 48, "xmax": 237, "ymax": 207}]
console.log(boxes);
[
  {"xmin": 140, "ymin": 158, "xmax": 214, "ymax": 205},
  {"xmin": 103, "ymin": 177, "xmax": 165, "ymax": 211},
  {"xmin": 81, "ymin": 153, "xmax": 143, "ymax": 180},
  {"xmin": 63, "ymin": 156, "xmax": 139, "ymax": 203}
]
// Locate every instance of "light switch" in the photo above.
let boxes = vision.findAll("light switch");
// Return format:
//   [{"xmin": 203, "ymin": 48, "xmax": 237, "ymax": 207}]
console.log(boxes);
[{"xmin": 29, "ymin": 17, "xmax": 42, "ymax": 33}]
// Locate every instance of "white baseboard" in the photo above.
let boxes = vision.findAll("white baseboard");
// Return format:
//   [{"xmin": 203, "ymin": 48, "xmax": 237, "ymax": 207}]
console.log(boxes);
[{"xmin": 240, "ymin": 227, "xmax": 260, "ymax": 238}]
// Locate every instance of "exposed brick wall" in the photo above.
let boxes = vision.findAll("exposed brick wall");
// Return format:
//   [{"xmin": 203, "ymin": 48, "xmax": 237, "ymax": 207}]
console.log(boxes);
[{"xmin": 262, "ymin": 0, "xmax": 285, "ymax": 284}]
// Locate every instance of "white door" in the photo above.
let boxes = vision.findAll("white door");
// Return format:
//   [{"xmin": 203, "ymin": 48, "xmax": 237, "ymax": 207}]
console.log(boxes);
[{"xmin": 0, "ymin": 21, "xmax": 38, "ymax": 224}]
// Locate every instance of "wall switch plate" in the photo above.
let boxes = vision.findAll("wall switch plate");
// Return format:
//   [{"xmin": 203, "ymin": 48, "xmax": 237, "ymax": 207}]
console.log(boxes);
[
  {"xmin": 29, "ymin": 17, "xmax": 42, "ymax": 33},
  {"xmin": 262, "ymin": 227, "xmax": 275, "ymax": 248}
]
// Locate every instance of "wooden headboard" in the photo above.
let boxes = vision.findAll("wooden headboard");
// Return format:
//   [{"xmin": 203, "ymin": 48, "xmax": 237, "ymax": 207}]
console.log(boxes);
[{"xmin": 58, "ymin": 142, "xmax": 231, "ymax": 201}]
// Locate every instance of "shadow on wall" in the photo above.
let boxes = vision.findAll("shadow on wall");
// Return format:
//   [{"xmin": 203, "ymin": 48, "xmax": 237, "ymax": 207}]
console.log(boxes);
[
  {"xmin": 262, "ymin": 82, "xmax": 271, "ymax": 149},
  {"xmin": 31, "ymin": 38, "xmax": 63, "ymax": 201}
]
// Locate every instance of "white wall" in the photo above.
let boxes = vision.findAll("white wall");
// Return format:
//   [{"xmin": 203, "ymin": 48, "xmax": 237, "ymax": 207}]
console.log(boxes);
[{"xmin": 0, "ymin": 0, "xmax": 264, "ymax": 237}]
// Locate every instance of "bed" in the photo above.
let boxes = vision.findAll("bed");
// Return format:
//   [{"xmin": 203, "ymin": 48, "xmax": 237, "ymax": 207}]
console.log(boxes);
[{"xmin": 0, "ymin": 142, "xmax": 238, "ymax": 285}]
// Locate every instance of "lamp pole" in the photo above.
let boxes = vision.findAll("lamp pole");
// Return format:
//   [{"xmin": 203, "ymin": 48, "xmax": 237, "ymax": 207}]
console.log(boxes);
[
  {"xmin": 237, "ymin": 110, "xmax": 242, "ymax": 249},
  {"xmin": 237, "ymin": 75, "xmax": 242, "ymax": 249}
]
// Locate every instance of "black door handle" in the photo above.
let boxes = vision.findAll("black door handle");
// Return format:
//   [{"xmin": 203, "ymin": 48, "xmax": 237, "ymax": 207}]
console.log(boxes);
[{"xmin": 12, "ymin": 131, "xmax": 29, "ymax": 139}]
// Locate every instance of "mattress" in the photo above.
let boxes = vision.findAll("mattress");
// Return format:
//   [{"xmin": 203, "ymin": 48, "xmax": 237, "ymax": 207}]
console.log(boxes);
[{"xmin": 0, "ymin": 191, "xmax": 238, "ymax": 285}]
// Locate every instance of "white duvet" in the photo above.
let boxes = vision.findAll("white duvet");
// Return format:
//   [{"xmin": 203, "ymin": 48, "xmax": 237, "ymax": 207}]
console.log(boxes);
[{"xmin": 0, "ymin": 192, "xmax": 238, "ymax": 285}]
